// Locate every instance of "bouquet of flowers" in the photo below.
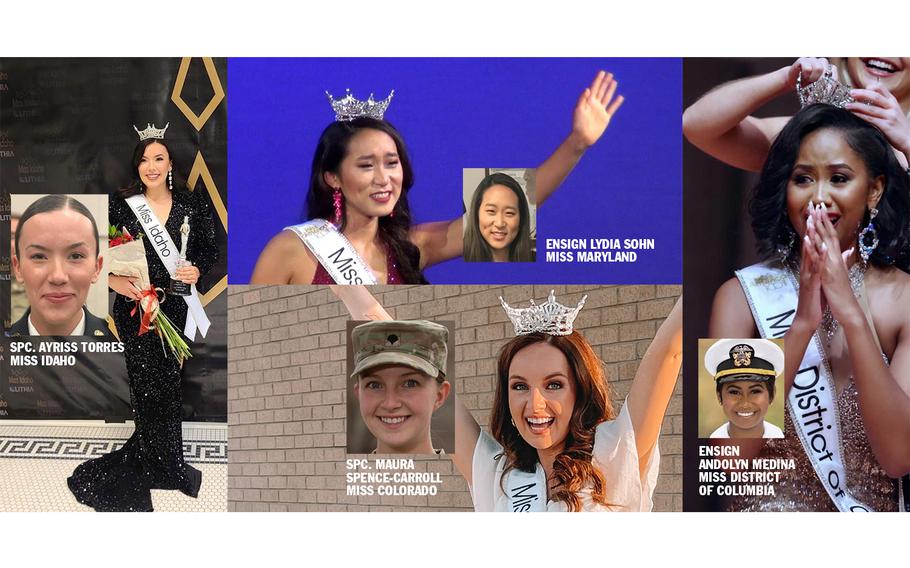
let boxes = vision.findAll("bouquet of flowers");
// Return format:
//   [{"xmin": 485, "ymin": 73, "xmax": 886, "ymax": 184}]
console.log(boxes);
[{"xmin": 107, "ymin": 226, "xmax": 192, "ymax": 364}]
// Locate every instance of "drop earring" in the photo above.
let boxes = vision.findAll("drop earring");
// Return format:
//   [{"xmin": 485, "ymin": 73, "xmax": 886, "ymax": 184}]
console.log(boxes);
[
  {"xmin": 168, "ymin": 169, "xmax": 173, "ymax": 192},
  {"xmin": 332, "ymin": 188, "xmax": 344, "ymax": 226},
  {"xmin": 858, "ymin": 207, "xmax": 879, "ymax": 264},
  {"xmin": 777, "ymin": 227, "xmax": 797, "ymax": 264}
]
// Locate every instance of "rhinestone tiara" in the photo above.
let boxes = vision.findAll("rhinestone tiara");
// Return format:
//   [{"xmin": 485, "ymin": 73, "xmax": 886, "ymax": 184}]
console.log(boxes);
[
  {"xmin": 326, "ymin": 89, "xmax": 394, "ymax": 122},
  {"xmin": 797, "ymin": 70, "xmax": 854, "ymax": 109},
  {"xmin": 133, "ymin": 122, "xmax": 169, "ymax": 141},
  {"xmin": 500, "ymin": 290, "xmax": 587, "ymax": 336}
]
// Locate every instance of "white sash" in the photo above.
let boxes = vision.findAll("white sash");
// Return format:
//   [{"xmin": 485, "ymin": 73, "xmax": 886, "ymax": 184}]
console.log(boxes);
[
  {"xmin": 125, "ymin": 195, "xmax": 211, "ymax": 340},
  {"xmin": 736, "ymin": 262, "xmax": 872, "ymax": 512},
  {"xmin": 505, "ymin": 465, "xmax": 547, "ymax": 512},
  {"xmin": 285, "ymin": 219, "xmax": 378, "ymax": 285}
]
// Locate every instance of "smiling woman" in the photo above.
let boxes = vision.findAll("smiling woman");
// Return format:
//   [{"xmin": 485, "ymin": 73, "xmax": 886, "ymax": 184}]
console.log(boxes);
[
  {"xmin": 331, "ymin": 285, "xmax": 683, "ymax": 511},
  {"xmin": 702, "ymin": 339, "xmax": 784, "ymax": 439},
  {"xmin": 709, "ymin": 103, "xmax": 910, "ymax": 511},
  {"xmin": 10, "ymin": 194, "xmax": 108, "ymax": 337},
  {"xmin": 464, "ymin": 172, "xmax": 534, "ymax": 263},
  {"xmin": 348, "ymin": 319, "xmax": 452, "ymax": 454},
  {"xmin": 250, "ymin": 70, "xmax": 624, "ymax": 284}
]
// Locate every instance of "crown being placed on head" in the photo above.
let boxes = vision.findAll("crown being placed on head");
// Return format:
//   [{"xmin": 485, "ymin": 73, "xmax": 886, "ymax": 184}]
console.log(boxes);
[
  {"xmin": 500, "ymin": 290, "xmax": 587, "ymax": 336},
  {"xmin": 797, "ymin": 70, "xmax": 854, "ymax": 109},
  {"xmin": 133, "ymin": 122, "xmax": 169, "ymax": 141},
  {"xmin": 325, "ymin": 89, "xmax": 394, "ymax": 121}
]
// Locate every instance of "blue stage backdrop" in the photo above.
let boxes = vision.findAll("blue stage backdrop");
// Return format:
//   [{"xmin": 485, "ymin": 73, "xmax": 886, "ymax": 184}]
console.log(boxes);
[{"xmin": 228, "ymin": 58, "xmax": 681, "ymax": 284}]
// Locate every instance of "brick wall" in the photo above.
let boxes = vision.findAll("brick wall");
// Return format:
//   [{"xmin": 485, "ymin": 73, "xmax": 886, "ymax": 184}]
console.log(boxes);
[{"xmin": 227, "ymin": 284, "xmax": 682, "ymax": 512}]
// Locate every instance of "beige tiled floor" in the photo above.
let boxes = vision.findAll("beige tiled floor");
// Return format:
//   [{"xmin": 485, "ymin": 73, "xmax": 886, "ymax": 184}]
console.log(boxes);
[{"xmin": 0, "ymin": 421, "xmax": 227, "ymax": 512}]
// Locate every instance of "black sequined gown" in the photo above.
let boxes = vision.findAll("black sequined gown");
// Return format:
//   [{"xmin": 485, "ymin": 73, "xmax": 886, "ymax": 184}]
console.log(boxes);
[{"xmin": 67, "ymin": 189, "xmax": 218, "ymax": 511}]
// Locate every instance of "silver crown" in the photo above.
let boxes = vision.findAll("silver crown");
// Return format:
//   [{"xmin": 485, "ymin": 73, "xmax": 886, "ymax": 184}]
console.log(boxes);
[
  {"xmin": 797, "ymin": 70, "xmax": 854, "ymax": 109},
  {"xmin": 133, "ymin": 122, "xmax": 170, "ymax": 141},
  {"xmin": 326, "ymin": 89, "xmax": 394, "ymax": 121},
  {"xmin": 500, "ymin": 290, "xmax": 587, "ymax": 336}
]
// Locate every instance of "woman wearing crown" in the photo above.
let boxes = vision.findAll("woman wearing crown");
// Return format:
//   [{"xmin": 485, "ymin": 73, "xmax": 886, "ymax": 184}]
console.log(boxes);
[
  {"xmin": 250, "ymin": 71, "xmax": 624, "ymax": 285},
  {"xmin": 332, "ymin": 285, "xmax": 683, "ymax": 512},
  {"xmin": 683, "ymin": 58, "xmax": 910, "ymax": 172},
  {"xmin": 66, "ymin": 123, "xmax": 219, "ymax": 512},
  {"xmin": 709, "ymin": 98, "xmax": 910, "ymax": 511}
]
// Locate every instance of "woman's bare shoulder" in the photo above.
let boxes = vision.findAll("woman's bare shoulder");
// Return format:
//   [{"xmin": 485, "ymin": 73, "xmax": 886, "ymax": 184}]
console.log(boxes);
[
  {"xmin": 709, "ymin": 276, "xmax": 757, "ymax": 338},
  {"xmin": 250, "ymin": 229, "xmax": 317, "ymax": 284}
]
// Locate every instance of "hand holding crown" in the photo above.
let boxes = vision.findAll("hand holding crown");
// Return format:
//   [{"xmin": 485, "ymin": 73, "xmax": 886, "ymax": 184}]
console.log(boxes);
[
  {"xmin": 847, "ymin": 79, "xmax": 910, "ymax": 161},
  {"xmin": 786, "ymin": 57, "xmax": 835, "ymax": 92},
  {"xmin": 570, "ymin": 70, "xmax": 625, "ymax": 150}
]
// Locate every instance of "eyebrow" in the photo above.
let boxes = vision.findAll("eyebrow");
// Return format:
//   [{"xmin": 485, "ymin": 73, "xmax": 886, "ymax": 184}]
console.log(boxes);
[
  {"xmin": 508, "ymin": 372, "xmax": 568, "ymax": 382},
  {"xmin": 361, "ymin": 370, "xmax": 426, "ymax": 381},
  {"xmin": 26, "ymin": 242, "xmax": 90, "ymax": 251},
  {"xmin": 355, "ymin": 152, "xmax": 399, "ymax": 160},
  {"xmin": 793, "ymin": 162, "xmax": 855, "ymax": 172},
  {"xmin": 483, "ymin": 203, "xmax": 518, "ymax": 211}
]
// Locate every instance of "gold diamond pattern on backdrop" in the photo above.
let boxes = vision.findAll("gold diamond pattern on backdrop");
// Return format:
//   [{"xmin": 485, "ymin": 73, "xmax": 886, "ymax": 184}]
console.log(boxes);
[
  {"xmin": 170, "ymin": 58, "xmax": 226, "ymax": 131},
  {"xmin": 170, "ymin": 57, "xmax": 227, "ymax": 307}
]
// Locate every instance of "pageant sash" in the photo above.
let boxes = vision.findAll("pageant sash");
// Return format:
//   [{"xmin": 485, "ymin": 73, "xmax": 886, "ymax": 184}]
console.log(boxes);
[
  {"xmin": 125, "ymin": 195, "xmax": 211, "ymax": 340},
  {"xmin": 505, "ymin": 465, "xmax": 547, "ymax": 512},
  {"xmin": 285, "ymin": 219, "xmax": 378, "ymax": 285},
  {"xmin": 736, "ymin": 262, "xmax": 873, "ymax": 512}
]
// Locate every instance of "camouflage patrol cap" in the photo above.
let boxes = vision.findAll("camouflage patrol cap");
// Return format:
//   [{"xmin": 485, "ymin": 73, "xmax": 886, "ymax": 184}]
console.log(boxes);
[{"xmin": 351, "ymin": 320, "xmax": 448, "ymax": 380}]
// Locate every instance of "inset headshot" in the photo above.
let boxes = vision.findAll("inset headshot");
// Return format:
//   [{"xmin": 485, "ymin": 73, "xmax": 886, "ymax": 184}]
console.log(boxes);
[
  {"xmin": 698, "ymin": 338, "xmax": 785, "ymax": 439},
  {"xmin": 463, "ymin": 168, "xmax": 536, "ymax": 263},
  {"xmin": 346, "ymin": 319, "xmax": 455, "ymax": 454},
  {"xmin": 9, "ymin": 194, "xmax": 109, "ymax": 337}
]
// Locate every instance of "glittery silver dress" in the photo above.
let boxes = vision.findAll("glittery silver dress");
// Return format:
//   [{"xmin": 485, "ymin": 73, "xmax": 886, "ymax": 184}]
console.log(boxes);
[{"xmin": 67, "ymin": 189, "xmax": 218, "ymax": 512}]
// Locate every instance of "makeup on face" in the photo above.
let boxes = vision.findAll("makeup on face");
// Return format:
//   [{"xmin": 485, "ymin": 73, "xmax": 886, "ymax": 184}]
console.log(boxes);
[{"xmin": 506, "ymin": 342, "xmax": 577, "ymax": 453}]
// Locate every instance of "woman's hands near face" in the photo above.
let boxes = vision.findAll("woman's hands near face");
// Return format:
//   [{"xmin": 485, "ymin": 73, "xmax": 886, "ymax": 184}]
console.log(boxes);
[
  {"xmin": 805, "ymin": 203, "xmax": 861, "ymax": 323},
  {"xmin": 571, "ymin": 70, "xmax": 624, "ymax": 149},
  {"xmin": 795, "ymin": 219, "xmax": 824, "ymax": 331}
]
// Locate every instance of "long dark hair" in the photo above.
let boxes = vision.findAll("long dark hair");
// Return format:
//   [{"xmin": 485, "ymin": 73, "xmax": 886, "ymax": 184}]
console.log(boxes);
[
  {"xmin": 491, "ymin": 331, "xmax": 615, "ymax": 511},
  {"xmin": 117, "ymin": 138, "xmax": 187, "ymax": 199},
  {"xmin": 751, "ymin": 104, "xmax": 910, "ymax": 270},
  {"xmin": 305, "ymin": 118, "xmax": 427, "ymax": 284},
  {"xmin": 463, "ymin": 172, "xmax": 533, "ymax": 262},
  {"xmin": 15, "ymin": 194, "xmax": 100, "ymax": 258}
]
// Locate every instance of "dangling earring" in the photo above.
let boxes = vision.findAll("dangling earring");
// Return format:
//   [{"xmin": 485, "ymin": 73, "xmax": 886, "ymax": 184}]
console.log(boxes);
[
  {"xmin": 389, "ymin": 207, "xmax": 395, "ymax": 218},
  {"xmin": 168, "ymin": 170, "xmax": 173, "ymax": 192},
  {"xmin": 859, "ymin": 207, "xmax": 879, "ymax": 264},
  {"xmin": 332, "ymin": 188, "xmax": 344, "ymax": 226},
  {"xmin": 777, "ymin": 227, "xmax": 797, "ymax": 264}
]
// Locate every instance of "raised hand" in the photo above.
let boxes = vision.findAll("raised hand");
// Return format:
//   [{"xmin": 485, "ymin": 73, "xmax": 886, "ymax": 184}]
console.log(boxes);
[
  {"xmin": 847, "ymin": 79, "xmax": 910, "ymax": 161},
  {"xmin": 786, "ymin": 57, "xmax": 837, "ymax": 90},
  {"xmin": 570, "ymin": 70, "xmax": 624, "ymax": 149}
]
